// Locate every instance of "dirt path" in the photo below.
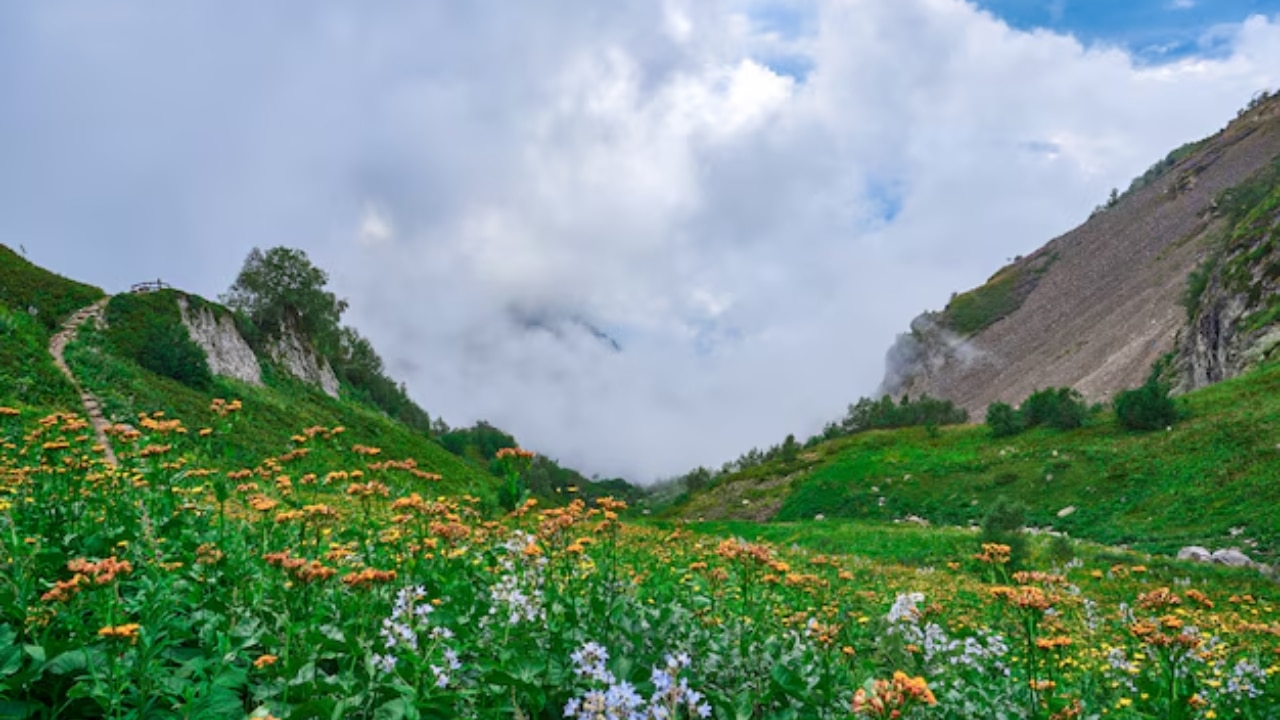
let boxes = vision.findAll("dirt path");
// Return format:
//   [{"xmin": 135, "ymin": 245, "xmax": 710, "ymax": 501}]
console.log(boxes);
[{"xmin": 49, "ymin": 298, "xmax": 118, "ymax": 467}]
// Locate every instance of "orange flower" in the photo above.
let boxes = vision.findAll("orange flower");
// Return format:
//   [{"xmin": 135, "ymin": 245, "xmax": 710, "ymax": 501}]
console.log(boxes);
[
  {"xmin": 98, "ymin": 624, "xmax": 141, "ymax": 642},
  {"xmin": 852, "ymin": 672, "xmax": 937, "ymax": 717},
  {"xmin": 253, "ymin": 654, "xmax": 279, "ymax": 669}
]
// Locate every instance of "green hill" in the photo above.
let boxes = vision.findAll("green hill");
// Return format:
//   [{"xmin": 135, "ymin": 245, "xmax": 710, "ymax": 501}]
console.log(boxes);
[{"xmin": 669, "ymin": 358, "xmax": 1280, "ymax": 560}]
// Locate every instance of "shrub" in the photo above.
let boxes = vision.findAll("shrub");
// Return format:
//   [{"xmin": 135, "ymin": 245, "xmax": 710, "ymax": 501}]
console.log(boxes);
[
  {"xmin": 981, "ymin": 496, "xmax": 1029, "ymax": 569},
  {"xmin": 1047, "ymin": 534, "xmax": 1075, "ymax": 566},
  {"xmin": 105, "ymin": 291, "xmax": 213, "ymax": 391},
  {"xmin": 1021, "ymin": 387, "xmax": 1088, "ymax": 431},
  {"xmin": 1114, "ymin": 381, "xmax": 1178, "ymax": 431},
  {"xmin": 986, "ymin": 402, "xmax": 1022, "ymax": 438}
]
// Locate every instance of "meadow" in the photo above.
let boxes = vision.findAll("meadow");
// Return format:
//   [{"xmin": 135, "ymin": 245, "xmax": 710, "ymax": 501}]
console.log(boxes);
[{"xmin": 3, "ymin": 401, "xmax": 1280, "ymax": 719}]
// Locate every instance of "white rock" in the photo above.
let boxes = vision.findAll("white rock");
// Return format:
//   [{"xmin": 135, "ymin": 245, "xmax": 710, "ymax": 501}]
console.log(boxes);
[
  {"xmin": 1177, "ymin": 546, "xmax": 1212, "ymax": 562},
  {"xmin": 1057, "ymin": 506, "xmax": 1076, "ymax": 518},
  {"xmin": 178, "ymin": 297, "xmax": 263, "ymax": 386},
  {"xmin": 267, "ymin": 320, "xmax": 340, "ymax": 398},
  {"xmin": 1210, "ymin": 548, "xmax": 1256, "ymax": 568}
]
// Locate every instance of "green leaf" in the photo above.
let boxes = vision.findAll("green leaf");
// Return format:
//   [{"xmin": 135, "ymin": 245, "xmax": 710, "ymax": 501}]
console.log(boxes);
[
  {"xmin": 0, "ymin": 701, "xmax": 38, "ymax": 719},
  {"xmin": 45, "ymin": 648, "xmax": 94, "ymax": 676},
  {"xmin": 373, "ymin": 697, "xmax": 409, "ymax": 720},
  {"xmin": 183, "ymin": 687, "xmax": 245, "ymax": 719},
  {"xmin": 769, "ymin": 662, "xmax": 810, "ymax": 700},
  {"xmin": 0, "ymin": 645, "xmax": 20, "ymax": 679}
]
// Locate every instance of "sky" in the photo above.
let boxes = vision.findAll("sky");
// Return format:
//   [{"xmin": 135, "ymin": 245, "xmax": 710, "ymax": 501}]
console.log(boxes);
[{"xmin": 3, "ymin": 0, "xmax": 1278, "ymax": 482}]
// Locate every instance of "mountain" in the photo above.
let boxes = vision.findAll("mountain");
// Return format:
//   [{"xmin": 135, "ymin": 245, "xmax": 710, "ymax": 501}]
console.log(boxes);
[
  {"xmin": 661, "ymin": 92, "xmax": 1280, "ymax": 560},
  {"xmin": 881, "ymin": 91, "xmax": 1280, "ymax": 415}
]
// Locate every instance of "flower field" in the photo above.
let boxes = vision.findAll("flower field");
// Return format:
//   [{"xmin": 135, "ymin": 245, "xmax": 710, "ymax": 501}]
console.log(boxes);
[{"xmin": 3, "ymin": 403, "xmax": 1280, "ymax": 719}]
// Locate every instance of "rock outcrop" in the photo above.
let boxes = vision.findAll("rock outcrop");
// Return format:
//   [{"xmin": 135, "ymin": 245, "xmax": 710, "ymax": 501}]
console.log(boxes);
[
  {"xmin": 1175, "ymin": 198, "xmax": 1280, "ymax": 391},
  {"xmin": 177, "ymin": 297, "xmax": 263, "ymax": 386},
  {"xmin": 267, "ymin": 319, "xmax": 340, "ymax": 398}
]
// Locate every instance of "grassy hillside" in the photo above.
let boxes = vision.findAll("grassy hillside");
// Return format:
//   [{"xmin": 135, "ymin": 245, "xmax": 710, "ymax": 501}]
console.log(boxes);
[
  {"xmin": 62, "ymin": 315, "xmax": 501, "ymax": 504},
  {"xmin": 672, "ymin": 359, "xmax": 1280, "ymax": 560},
  {"xmin": 0, "ymin": 301, "xmax": 80, "ymax": 410},
  {"xmin": 0, "ymin": 244, "xmax": 104, "ymax": 410},
  {"xmin": 0, "ymin": 244, "xmax": 103, "ymax": 333}
]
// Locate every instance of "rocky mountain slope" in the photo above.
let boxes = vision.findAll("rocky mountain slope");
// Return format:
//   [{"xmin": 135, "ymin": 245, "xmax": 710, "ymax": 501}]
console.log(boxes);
[{"xmin": 882, "ymin": 92, "xmax": 1280, "ymax": 415}]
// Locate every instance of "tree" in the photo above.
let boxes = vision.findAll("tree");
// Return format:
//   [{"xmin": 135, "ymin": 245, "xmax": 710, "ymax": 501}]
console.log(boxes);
[{"xmin": 221, "ymin": 247, "xmax": 348, "ymax": 355}]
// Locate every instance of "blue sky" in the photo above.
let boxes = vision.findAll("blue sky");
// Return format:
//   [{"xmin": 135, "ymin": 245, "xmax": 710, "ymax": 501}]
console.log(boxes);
[{"xmin": 971, "ymin": 0, "xmax": 1280, "ymax": 59}]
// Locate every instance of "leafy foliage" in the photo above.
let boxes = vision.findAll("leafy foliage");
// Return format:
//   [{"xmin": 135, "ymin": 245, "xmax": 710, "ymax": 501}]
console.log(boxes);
[
  {"xmin": 980, "ymin": 496, "xmax": 1029, "ymax": 569},
  {"xmin": 1020, "ymin": 387, "xmax": 1088, "ymax": 431},
  {"xmin": 222, "ymin": 246, "xmax": 349, "ymax": 357},
  {"xmin": 223, "ymin": 247, "xmax": 439, "ymax": 438},
  {"xmin": 0, "ymin": 243, "xmax": 103, "ymax": 334},
  {"xmin": 985, "ymin": 402, "xmax": 1022, "ymax": 438},
  {"xmin": 1181, "ymin": 250, "xmax": 1220, "ymax": 322},
  {"xmin": 1114, "ymin": 380, "xmax": 1178, "ymax": 432},
  {"xmin": 831, "ymin": 395, "xmax": 969, "ymax": 437},
  {"xmin": 983, "ymin": 388, "xmax": 1088, "ymax": 439},
  {"xmin": 104, "ymin": 291, "xmax": 213, "ymax": 391},
  {"xmin": 441, "ymin": 422, "xmax": 518, "ymax": 464},
  {"xmin": 332, "ymin": 326, "xmax": 433, "ymax": 434},
  {"xmin": 1216, "ymin": 158, "xmax": 1280, "ymax": 226}
]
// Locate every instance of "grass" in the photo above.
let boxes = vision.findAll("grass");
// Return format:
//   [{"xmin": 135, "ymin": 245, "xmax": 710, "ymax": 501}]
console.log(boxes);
[
  {"xmin": 938, "ymin": 252, "xmax": 1056, "ymax": 337},
  {"xmin": 671, "ymin": 359, "xmax": 1280, "ymax": 560},
  {"xmin": 0, "ymin": 302, "xmax": 79, "ymax": 410},
  {"xmin": 4, "ymin": 407, "xmax": 1280, "ymax": 718}
]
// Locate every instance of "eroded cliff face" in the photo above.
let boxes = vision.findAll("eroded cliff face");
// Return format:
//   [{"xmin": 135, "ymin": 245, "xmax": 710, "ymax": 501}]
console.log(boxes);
[
  {"xmin": 878, "ymin": 94, "xmax": 1280, "ymax": 415},
  {"xmin": 266, "ymin": 318, "xmax": 340, "ymax": 398},
  {"xmin": 1176, "ymin": 200, "xmax": 1280, "ymax": 391},
  {"xmin": 177, "ymin": 297, "xmax": 263, "ymax": 386}
]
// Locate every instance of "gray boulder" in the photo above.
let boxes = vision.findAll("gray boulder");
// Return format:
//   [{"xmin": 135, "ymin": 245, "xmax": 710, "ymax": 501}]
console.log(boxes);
[
  {"xmin": 1210, "ymin": 548, "xmax": 1256, "ymax": 568},
  {"xmin": 1177, "ymin": 546, "xmax": 1213, "ymax": 562}
]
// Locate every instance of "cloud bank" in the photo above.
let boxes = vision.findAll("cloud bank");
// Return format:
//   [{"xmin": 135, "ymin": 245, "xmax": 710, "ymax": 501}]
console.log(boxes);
[{"xmin": 2, "ymin": 1, "xmax": 1277, "ymax": 480}]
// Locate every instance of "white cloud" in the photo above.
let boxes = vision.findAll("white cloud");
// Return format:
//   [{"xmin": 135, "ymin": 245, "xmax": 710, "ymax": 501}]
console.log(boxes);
[
  {"xmin": 357, "ymin": 203, "xmax": 394, "ymax": 247},
  {"xmin": 2, "ymin": 1, "xmax": 1277, "ymax": 481}
]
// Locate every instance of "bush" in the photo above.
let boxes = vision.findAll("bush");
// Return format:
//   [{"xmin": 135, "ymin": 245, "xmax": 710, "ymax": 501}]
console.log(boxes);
[
  {"xmin": 1021, "ymin": 387, "xmax": 1088, "ymax": 431},
  {"xmin": 986, "ymin": 402, "xmax": 1022, "ymax": 438},
  {"xmin": 1047, "ymin": 534, "xmax": 1075, "ymax": 566},
  {"xmin": 1114, "ymin": 381, "xmax": 1177, "ymax": 431},
  {"xmin": 981, "ymin": 496, "xmax": 1029, "ymax": 569},
  {"xmin": 105, "ymin": 291, "xmax": 213, "ymax": 391}
]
